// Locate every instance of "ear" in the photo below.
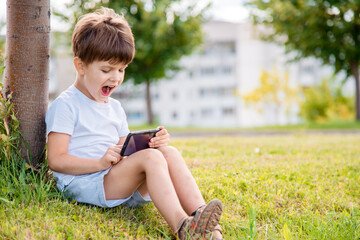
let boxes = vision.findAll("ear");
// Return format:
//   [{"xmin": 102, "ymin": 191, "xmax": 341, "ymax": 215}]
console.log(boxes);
[{"xmin": 74, "ymin": 57, "xmax": 85, "ymax": 75}]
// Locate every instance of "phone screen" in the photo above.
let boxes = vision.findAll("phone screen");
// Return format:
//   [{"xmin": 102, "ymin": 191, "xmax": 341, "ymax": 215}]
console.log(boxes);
[{"xmin": 121, "ymin": 129, "xmax": 160, "ymax": 156}]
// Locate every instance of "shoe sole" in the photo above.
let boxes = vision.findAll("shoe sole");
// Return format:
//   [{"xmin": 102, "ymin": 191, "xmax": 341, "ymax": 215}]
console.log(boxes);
[{"xmin": 192, "ymin": 199, "xmax": 223, "ymax": 238}]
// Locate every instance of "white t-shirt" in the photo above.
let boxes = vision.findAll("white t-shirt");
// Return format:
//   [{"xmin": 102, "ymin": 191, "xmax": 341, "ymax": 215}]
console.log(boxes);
[{"xmin": 45, "ymin": 85, "xmax": 130, "ymax": 189}]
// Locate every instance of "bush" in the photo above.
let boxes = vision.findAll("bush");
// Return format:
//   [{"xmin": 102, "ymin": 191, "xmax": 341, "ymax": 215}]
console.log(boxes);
[{"xmin": 299, "ymin": 77, "xmax": 354, "ymax": 122}]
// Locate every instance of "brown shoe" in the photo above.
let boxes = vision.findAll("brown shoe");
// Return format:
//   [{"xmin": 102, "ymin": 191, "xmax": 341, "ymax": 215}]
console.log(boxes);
[
  {"xmin": 176, "ymin": 216, "xmax": 198, "ymax": 239},
  {"xmin": 176, "ymin": 199, "xmax": 223, "ymax": 239}
]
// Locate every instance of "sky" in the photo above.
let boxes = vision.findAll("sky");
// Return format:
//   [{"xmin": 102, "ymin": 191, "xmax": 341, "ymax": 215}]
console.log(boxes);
[{"xmin": 0, "ymin": 0, "xmax": 249, "ymax": 32}]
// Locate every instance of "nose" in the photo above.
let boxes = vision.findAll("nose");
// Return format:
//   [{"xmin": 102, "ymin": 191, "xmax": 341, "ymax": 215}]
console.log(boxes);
[
  {"xmin": 109, "ymin": 77, "xmax": 118, "ymax": 83},
  {"xmin": 110, "ymin": 71, "xmax": 122, "ymax": 82}
]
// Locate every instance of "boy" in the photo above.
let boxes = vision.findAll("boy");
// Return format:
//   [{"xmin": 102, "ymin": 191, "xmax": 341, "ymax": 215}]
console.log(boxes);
[{"xmin": 46, "ymin": 7, "xmax": 224, "ymax": 239}]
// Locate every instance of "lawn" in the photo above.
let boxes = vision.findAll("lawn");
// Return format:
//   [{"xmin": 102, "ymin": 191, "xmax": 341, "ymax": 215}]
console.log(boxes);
[{"xmin": 1, "ymin": 134, "xmax": 360, "ymax": 239}]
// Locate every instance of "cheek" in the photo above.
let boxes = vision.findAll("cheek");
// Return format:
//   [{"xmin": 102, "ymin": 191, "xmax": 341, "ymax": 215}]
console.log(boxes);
[
  {"xmin": 120, "ymin": 73, "xmax": 126, "ymax": 81},
  {"xmin": 87, "ymin": 79, "xmax": 101, "ymax": 93}
]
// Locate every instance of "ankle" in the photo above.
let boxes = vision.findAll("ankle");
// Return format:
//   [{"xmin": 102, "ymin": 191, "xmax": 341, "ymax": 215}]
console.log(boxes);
[
  {"xmin": 190, "ymin": 204, "xmax": 206, "ymax": 216},
  {"xmin": 175, "ymin": 216, "xmax": 188, "ymax": 234}
]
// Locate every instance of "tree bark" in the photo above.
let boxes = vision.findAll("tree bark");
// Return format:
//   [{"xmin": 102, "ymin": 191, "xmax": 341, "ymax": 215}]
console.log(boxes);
[
  {"xmin": 350, "ymin": 61, "xmax": 360, "ymax": 121},
  {"xmin": 145, "ymin": 79, "xmax": 154, "ymax": 125},
  {"xmin": 3, "ymin": 0, "xmax": 50, "ymax": 165}
]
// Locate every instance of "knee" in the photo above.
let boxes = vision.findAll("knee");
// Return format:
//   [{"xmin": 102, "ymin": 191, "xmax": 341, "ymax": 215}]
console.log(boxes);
[
  {"xmin": 142, "ymin": 148, "xmax": 168, "ymax": 169},
  {"xmin": 157, "ymin": 146, "xmax": 184, "ymax": 167},
  {"xmin": 157, "ymin": 145, "xmax": 179, "ymax": 159}
]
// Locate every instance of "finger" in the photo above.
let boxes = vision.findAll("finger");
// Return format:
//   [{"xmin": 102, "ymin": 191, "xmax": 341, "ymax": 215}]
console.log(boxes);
[
  {"xmin": 107, "ymin": 156, "xmax": 117, "ymax": 165},
  {"xmin": 151, "ymin": 137, "xmax": 170, "ymax": 145},
  {"xmin": 157, "ymin": 136, "xmax": 170, "ymax": 144},
  {"xmin": 114, "ymin": 147, "xmax": 122, "ymax": 154},
  {"xmin": 156, "ymin": 126, "xmax": 167, "ymax": 136},
  {"xmin": 151, "ymin": 143, "xmax": 168, "ymax": 148},
  {"xmin": 159, "ymin": 129, "xmax": 168, "ymax": 136},
  {"xmin": 151, "ymin": 138, "xmax": 169, "ymax": 147},
  {"xmin": 113, "ymin": 157, "xmax": 121, "ymax": 165},
  {"xmin": 158, "ymin": 139, "xmax": 170, "ymax": 146},
  {"xmin": 108, "ymin": 149, "xmax": 121, "ymax": 159},
  {"xmin": 152, "ymin": 132, "xmax": 170, "ymax": 141},
  {"xmin": 112, "ymin": 154, "xmax": 122, "ymax": 164},
  {"xmin": 110, "ymin": 145, "xmax": 122, "ymax": 153}
]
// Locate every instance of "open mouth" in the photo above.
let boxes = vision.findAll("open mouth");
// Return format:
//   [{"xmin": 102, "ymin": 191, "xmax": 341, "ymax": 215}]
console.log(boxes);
[{"xmin": 101, "ymin": 86, "xmax": 115, "ymax": 96}]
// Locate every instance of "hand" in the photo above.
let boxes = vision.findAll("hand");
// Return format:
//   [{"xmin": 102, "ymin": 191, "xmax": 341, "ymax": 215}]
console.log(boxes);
[
  {"xmin": 149, "ymin": 126, "xmax": 170, "ymax": 148},
  {"xmin": 99, "ymin": 145, "xmax": 123, "ymax": 169}
]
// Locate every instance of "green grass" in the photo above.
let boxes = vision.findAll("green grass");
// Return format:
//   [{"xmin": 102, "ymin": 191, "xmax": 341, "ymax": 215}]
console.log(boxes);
[
  {"xmin": 176, "ymin": 134, "xmax": 360, "ymax": 239},
  {"xmin": 1, "ymin": 134, "xmax": 360, "ymax": 239}
]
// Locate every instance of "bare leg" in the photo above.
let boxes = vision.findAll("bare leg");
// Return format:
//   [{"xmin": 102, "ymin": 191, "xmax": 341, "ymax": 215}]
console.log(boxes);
[
  {"xmin": 157, "ymin": 146, "xmax": 223, "ymax": 239},
  {"xmin": 103, "ymin": 148, "xmax": 186, "ymax": 231},
  {"xmin": 157, "ymin": 146, "xmax": 205, "ymax": 214}
]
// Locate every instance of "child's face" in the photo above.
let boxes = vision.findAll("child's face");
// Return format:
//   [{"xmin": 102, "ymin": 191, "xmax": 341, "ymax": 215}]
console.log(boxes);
[{"xmin": 77, "ymin": 60, "xmax": 127, "ymax": 103}]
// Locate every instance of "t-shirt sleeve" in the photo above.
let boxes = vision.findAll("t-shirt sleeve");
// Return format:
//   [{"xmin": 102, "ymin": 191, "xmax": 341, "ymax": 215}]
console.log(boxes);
[{"xmin": 45, "ymin": 99, "xmax": 76, "ymax": 136}]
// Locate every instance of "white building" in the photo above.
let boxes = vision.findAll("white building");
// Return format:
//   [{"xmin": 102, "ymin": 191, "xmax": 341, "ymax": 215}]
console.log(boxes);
[
  {"xmin": 50, "ymin": 21, "xmax": 335, "ymax": 128},
  {"xmin": 116, "ymin": 21, "xmax": 334, "ymax": 127}
]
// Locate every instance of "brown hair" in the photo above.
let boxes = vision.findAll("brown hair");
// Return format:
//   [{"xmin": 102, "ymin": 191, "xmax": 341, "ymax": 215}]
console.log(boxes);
[{"xmin": 72, "ymin": 7, "xmax": 135, "ymax": 65}]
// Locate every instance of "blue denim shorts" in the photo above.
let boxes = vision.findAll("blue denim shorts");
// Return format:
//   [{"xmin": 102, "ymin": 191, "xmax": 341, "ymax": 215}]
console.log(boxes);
[{"xmin": 62, "ymin": 168, "xmax": 152, "ymax": 208}]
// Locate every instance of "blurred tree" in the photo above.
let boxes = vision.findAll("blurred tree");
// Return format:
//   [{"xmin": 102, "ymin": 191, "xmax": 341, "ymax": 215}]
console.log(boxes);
[
  {"xmin": 300, "ymin": 77, "xmax": 354, "ymax": 122},
  {"xmin": 247, "ymin": 0, "xmax": 360, "ymax": 121},
  {"xmin": 239, "ymin": 67, "xmax": 299, "ymax": 122},
  {"xmin": 54, "ymin": 0, "xmax": 207, "ymax": 124},
  {"xmin": 3, "ymin": 0, "xmax": 50, "ymax": 165}
]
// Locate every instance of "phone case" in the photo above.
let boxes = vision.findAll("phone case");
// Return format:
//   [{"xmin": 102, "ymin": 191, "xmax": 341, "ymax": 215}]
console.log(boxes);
[{"xmin": 120, "ymin": 129, "xmax": 160, "ymax": 156}]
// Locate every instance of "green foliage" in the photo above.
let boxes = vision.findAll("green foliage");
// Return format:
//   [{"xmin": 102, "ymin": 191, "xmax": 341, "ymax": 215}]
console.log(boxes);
[
  {"xmin": 247, "ymin": 0, "xmax": 360, "ymax": 120},
  {"xmin": 54, "ymin": 0, "xmax": 206, "ymax": 84},
  {"xmin": 247, "ymin": 0, "xmax": 360, "ymax": 76},
  {"xmin": 0, "ymin": 51, "xmax": 19, "ymax": 160},
  {"xmin": 299, "ymin": 77, "xmax": 354, "ymax": 122}
]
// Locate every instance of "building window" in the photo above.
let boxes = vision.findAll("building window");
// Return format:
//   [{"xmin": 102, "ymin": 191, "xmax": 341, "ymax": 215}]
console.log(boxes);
[
  {"xmin": 222, "ymin": 107, "xmax": 235, "ymax": 116},
  {"xmin": 188, "ymin": 71, "xmax": 194, "ymax": 78},
  {"xmin": 198, "ymin": 87, "xmax": 236, "ymax": 98},
  {"xmin": 127, "ymin": 111, "xmax": 144, "ymax": 121},
  {"xmin": 203, "ymin": 41, "xmax": 236, "ymax": 55},
  {"xmin": 222, "ymin": 65, "xmax": 233, "ymax": 74},
  {"xmin": 200, "ymin": 67, "xmax": 215, "ymax": 76},
  {"xmin": 201, "ymin": 109, "xmax": 213, "ymax": 117},
  {"xmin": 172, "ymin": 111, "xmax": 178, "ymax": 120},
  {"xmin": 153, "ymin": 92, "xmax": 160, "ymax": 100}
]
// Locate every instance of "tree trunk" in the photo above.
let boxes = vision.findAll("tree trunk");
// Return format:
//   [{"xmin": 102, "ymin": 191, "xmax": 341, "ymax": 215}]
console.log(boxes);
[
  {"xmin": 145, "ymin": 79, "xmax": 154, "ymax": 125},
  {"xmin": 350, "ymin": 61, "xmax": 360, "ymax": 121},
  {"xmin": 3, "ymin": 0, "xmax": 50, "ymax": 165}
]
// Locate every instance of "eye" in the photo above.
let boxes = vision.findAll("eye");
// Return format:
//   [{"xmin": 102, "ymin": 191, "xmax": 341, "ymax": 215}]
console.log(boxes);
[
  {"xmin": 119, "ymin": 69, "xmax": 125, "ymax": 73},
  {"xmin": 101, "ymin": 70, "xmax": 110, "ymax": 73}
]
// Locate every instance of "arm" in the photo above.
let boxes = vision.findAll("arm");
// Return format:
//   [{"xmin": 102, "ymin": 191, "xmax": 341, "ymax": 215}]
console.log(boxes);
[{"xmin": 47, "ymin": 132, "xmax": 123, "ymax": 175}]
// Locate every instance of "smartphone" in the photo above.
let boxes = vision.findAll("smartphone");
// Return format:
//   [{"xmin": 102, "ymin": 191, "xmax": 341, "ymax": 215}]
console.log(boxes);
[{"xmin": 120, "ymin": 129, "xmax": 160, "ymax": 156}]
